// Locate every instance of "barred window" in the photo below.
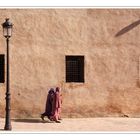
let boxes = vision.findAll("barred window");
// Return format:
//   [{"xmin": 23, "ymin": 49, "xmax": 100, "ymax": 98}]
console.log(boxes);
[
  {"xmin": 66, "ymin": 56, "xmax": 84, "ymax": 82},
  {"xmin": 0, "ymin": 54, "xmax": 5, "ymax": 83}
]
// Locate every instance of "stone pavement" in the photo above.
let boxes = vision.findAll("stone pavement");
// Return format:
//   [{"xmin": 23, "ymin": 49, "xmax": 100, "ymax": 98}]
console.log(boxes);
[{"xmin": 0, "ymin": 117, "xmax": 140, "ymax": 132}]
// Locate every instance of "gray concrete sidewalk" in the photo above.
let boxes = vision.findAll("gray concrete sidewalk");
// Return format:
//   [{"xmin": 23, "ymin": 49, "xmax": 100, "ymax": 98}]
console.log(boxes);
[{"xmin": 0, "ymin": 117, "xmax": 140, "ymax": 132}]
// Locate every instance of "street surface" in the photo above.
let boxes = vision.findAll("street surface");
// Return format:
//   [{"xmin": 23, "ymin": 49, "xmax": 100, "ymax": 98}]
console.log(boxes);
[{"xmin": 0, "ymin": 117, "xmax": 140, "ymax": 132}]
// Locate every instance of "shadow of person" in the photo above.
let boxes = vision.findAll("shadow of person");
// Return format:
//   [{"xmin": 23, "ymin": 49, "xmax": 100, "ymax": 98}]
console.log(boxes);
[
  {"xmin": 12, "ymin": 118, "xmax": 53, "ymax": 123},
  {"xmin": 115, "ymin": 19, "xmax": 140, "ymax": 37}
]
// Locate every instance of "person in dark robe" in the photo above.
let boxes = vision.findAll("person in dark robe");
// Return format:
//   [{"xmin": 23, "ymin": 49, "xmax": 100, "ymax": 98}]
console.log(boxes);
[
  {"xmin": 50, "ymin": 87, "xmax": 62, "ymax": 123},
  {"xmin": 41, "ymin": 88, "xmax": 55, "ymax": 121}
]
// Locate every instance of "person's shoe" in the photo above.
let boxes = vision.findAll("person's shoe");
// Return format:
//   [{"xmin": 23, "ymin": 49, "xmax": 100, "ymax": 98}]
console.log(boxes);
[
  {"xmin": 55, "ymin": 120, "xmax": 61, "ymax": 123},
  {"xmin": 58, "ymin": 118, "xmax": 62, "ymax": 120},
  {"xmin": 41, "ymin": 115, "xmax": 45, "ymax": 121},
  {"xmin": 48, "ymin": 116, "xmax": 54, "ymax": 121}
]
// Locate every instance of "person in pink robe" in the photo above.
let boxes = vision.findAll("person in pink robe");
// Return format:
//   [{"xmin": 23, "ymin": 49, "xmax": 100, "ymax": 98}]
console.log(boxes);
[
  {"xmin": 58, "ymin": 88, "xmax": 62, "ymax": 120},
  {"xmin": 50, "ymin": 87, "xmax": 62, "ymax": 123}
]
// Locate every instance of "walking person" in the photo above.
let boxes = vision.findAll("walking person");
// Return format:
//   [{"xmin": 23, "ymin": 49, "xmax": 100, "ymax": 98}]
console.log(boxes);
[
  {"xmin": 41, "ymin": 88, "xmax": 55, "ymax": 121},
  {"xmin": 57, "ymin": 87, "xmax": 62, "ymax": 120},
  {"xmin": 50, "ymin": 87, "xmax": 62, "ymax": 123}
]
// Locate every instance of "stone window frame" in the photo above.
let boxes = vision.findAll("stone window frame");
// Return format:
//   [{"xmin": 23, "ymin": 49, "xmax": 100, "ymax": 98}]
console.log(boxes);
[
  {"xmin": 65, "ymin": 55, "xmax": 84, "ymax": 83},
  {"xmin": 0, "ymin": 54, "xmax": 5, "ymax": 83}
]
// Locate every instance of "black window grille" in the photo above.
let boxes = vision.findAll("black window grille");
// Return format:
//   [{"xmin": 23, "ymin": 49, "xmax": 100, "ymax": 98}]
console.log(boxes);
[
  {"xmin": 66, "ymin": 56, "xmax": 84, "ymax": 82},
  {"xmin": 0, "ymin": 54, "xmax": 5, "ymax": 83}
]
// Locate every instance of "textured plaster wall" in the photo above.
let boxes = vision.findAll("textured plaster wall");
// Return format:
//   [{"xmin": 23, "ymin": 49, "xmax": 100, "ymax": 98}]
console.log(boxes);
[{"xmin": 0, "ymin": 9, "xmax": 140, "ymax": 118}]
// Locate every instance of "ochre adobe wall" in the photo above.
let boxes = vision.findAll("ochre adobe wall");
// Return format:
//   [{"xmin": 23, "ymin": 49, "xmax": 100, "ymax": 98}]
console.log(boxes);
[{"xmin": 0, "ymin": 9, "xmax": 140, "ymax": 118}]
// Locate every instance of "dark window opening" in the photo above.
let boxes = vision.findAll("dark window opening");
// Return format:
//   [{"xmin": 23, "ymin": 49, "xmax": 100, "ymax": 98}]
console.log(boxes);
[
  {"xmin": 0, "ymin": 54, "xmax": 5, "ymax": 83},
  {"xmin": 66, "ymin": 56, "xmax": 84, "ymax": 82}
]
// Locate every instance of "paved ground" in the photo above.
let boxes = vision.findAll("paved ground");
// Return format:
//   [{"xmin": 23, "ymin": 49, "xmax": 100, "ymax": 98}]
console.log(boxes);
[{"xmin": 0, "ymin": 117, "xmax": 140, "ymax": 132}]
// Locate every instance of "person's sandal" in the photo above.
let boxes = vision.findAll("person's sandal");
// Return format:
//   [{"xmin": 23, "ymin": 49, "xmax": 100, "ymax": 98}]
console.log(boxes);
[
  {"xmin": 41, "ymin": 115, "xmax": 45, "ymax": 121},
  {"xmin": 55, "ymin": 120, "xmax": 61, "ymax": 123}
]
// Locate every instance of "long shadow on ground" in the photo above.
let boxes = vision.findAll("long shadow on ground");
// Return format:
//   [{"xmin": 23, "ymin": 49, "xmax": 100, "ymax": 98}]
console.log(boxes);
[{"xmin": 12, "ymin": 118, "xmax": 54, "ymax": 123}]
